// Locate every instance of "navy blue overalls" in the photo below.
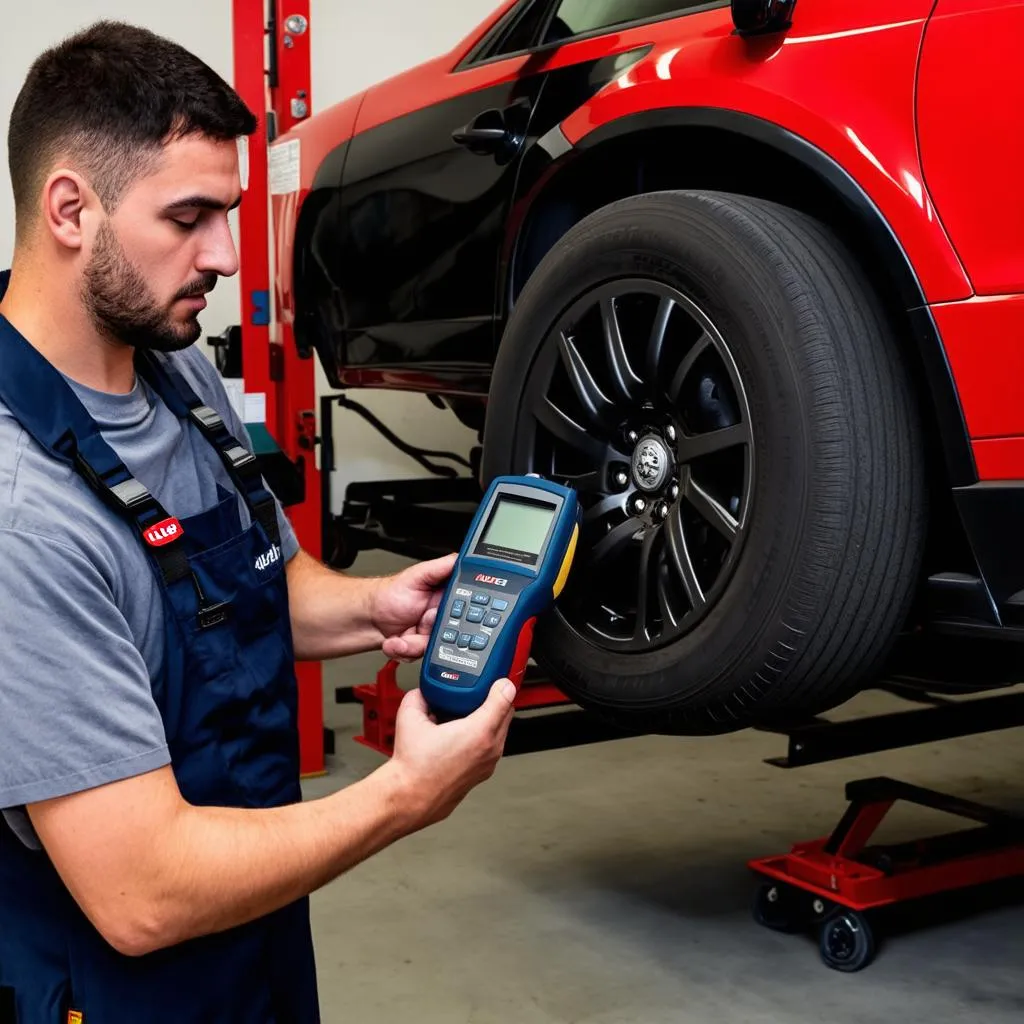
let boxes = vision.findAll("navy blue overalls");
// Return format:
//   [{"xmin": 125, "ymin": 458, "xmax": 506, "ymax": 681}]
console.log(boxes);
[{"xmin": 0, "ymin": 278, "xmax": 320, "ymax": 1023}]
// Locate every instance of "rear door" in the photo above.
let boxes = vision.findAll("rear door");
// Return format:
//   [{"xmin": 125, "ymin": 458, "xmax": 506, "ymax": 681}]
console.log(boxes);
[
  {"xmin": 334, "ymin": 0, "xmax": 721, "ymax": 377},
  {"xmin": 334, "ymin": 0, "xmax": 553, "ymax": 375}
]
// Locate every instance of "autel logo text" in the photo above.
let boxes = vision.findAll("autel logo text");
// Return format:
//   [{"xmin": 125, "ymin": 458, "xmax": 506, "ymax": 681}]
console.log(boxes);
[{"xmin": 474, "ymin": 573, "xmax": 508, "ymax": 587}]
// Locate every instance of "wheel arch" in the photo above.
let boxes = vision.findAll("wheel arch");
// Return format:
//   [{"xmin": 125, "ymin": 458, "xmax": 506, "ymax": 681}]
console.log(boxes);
[{"xmin": 503, "ymin": 107, "xmax": 977, "ymax": 490}]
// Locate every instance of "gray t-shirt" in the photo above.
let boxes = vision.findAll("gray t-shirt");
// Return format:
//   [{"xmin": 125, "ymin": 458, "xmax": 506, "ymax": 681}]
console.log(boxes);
[{"xmin": 0, "ymin": 345, "xmax": 299, "ymax": 847}]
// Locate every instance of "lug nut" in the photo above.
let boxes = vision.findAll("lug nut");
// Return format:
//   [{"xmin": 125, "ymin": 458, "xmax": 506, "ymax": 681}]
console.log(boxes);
[
  {"xmin": 665, "ymin": 424, "xmax": 677, "ymax": 443},
  {"xmin": 632, "ymin": 497, "xmax": 647, "ymax": 515},
  {"xmin": 614, "ymin": 470, "xmax": 629, "ymax": 488},
  {"xmin": 669, "ymin": 482, "xmax": 680, "ymax": 501},
  {"xmin": 656, "ymin": 502, "xmax": 670, "ymax": 520},
  {"xmin": 627, "ymin": 429, "xmax": 639, "ymax": 445}
]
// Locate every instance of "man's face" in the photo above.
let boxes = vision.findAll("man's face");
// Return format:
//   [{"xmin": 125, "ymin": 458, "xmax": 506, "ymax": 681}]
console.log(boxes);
[{"xmin": 82, "ymin": 134, "xmax": 242, "ymax": 352}]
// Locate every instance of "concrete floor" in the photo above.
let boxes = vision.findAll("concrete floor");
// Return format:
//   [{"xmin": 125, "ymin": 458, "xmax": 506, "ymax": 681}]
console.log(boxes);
[{"xmin": 302, "ymin": 552, "xmax": 1024, "ymax": 1024}]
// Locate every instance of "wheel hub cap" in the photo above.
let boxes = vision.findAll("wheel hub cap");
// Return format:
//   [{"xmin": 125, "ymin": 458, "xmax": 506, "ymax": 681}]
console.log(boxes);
[{"xmin": 632, "ymin": 435, "xmax": 671, "ymax": 493}]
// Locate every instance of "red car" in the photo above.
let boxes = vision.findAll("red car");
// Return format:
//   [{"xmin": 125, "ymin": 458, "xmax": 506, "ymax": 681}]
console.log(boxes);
[{"xmin": 272, "ymin": 0, "xmax": 1024, "ymax": 734}]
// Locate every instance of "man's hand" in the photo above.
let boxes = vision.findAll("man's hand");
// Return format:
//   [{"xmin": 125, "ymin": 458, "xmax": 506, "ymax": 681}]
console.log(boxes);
[
  {"xmin": 285, "ymin": 549, "xmax": 458, "ymax": 662},
  {"xmin": 370, "ymin": 552, "xmax": 458, "ymax": 662},
  {"xmin": 27, "ymin": 676, "xmax": 515, "ymax": 958},
  {"xmin": 384, "ymin": 677, "xmax": 517, "ymax": 830}
]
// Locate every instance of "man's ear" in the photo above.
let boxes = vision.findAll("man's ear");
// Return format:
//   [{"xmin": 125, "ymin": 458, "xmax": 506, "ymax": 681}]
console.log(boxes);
[{"xmin": 41, "ymin": 168, "xmax": 96, "ymax": 251}]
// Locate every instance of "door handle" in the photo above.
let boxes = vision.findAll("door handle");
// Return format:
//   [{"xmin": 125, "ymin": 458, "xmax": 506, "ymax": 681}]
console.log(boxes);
[
  {"xmin": 452, "ymin": 125, "xmax": 508, "ymax": 147},
  {"xmin": 452, "ymin": 108, "xmax": 513, "ymax": 155}
]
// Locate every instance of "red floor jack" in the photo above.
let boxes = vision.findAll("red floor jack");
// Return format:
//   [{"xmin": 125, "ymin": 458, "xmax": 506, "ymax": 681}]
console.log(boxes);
[{"xmin": 748, "ymin": 775, "xmax": 1024, "ymax": 972}]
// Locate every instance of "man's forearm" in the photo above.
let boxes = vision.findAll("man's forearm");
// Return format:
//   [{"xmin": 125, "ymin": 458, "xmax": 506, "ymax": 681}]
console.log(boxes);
[
  {"xmin": 31, "ymin": 676, "xmax": 513, "ymax": 960},
  {"xmin": 157, "ymin": 764, "xmax": 414, "ymax": 951},
  {"xmin": 35, "ymin": 762, "xmax": 420, "ymax": 957},
  {"xmin": 285, "ymin": 548, "xmax": 385, "ymax": 660}
]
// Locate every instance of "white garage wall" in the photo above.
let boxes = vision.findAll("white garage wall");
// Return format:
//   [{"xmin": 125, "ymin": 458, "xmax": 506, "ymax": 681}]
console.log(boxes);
[{"xmin": 0, "ymin": 0, "xmax": 500, "ymax": 516}]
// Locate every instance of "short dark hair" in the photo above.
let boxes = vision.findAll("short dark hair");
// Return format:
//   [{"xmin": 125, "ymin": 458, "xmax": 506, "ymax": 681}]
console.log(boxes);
[{"xmin": 8, "ymin": 21, "xmax": 257, "ymax": 232}]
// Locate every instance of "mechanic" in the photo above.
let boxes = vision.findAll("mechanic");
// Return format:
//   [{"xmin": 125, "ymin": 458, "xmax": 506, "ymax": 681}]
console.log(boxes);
[{"xmin": 0, "ymin": 21, "xmax": 515, "ymax": 1023}]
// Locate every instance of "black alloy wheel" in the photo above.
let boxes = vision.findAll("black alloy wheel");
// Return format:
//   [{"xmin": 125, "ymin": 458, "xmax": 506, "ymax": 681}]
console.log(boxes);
[
  {"xmin": 518, "ymin": 278, "xmax": 754, "ymax": 652},
  {"xmin": 483, "ymin": 190, "xmax": 926, "ymax": 734}
]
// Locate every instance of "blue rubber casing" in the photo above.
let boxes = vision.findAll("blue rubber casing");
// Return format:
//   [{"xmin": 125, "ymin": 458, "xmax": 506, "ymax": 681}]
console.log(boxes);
[{"xmin": 419, "ymin": 475, "xmax": 580, "ymax": 718}]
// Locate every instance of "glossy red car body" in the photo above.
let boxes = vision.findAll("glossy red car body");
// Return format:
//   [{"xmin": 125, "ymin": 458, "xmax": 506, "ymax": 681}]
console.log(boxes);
[{"xmin": 273, "ymin": 0, "xmax": 1024, "ymax": 482}]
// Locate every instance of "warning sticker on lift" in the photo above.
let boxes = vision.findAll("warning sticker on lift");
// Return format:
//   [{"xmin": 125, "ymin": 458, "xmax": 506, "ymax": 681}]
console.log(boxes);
[{"xmin": 269, "ymin": 139, "xmax": 301, "ymax": 195}]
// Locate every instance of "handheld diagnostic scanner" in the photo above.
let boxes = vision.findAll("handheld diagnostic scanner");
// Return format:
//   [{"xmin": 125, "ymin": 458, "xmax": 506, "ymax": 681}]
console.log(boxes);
[{"xmin": 419, "ymin": 475, "xmax": 580, "ymax": 718}]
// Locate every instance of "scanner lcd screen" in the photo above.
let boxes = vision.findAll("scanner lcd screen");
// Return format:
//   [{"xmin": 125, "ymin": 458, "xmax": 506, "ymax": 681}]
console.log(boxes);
[{"xmin": 476, "ymin": 497, "xmax": 555, "ymax": 564}]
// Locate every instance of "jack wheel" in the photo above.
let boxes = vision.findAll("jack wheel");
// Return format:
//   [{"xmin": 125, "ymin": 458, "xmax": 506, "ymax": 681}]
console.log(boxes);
[
  {"xmin": 752, "ymin": 882, "xmax": 804, "ymax": 934},
  {"xmin": 819, "ymin": 909, "xmax": 876, "ymax": 972}
]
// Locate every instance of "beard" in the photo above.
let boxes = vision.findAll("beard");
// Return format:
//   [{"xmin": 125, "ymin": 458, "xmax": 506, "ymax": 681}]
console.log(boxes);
[{"xmin": 82, "ymin": 221, "xmax": 216, "ymax": 352}]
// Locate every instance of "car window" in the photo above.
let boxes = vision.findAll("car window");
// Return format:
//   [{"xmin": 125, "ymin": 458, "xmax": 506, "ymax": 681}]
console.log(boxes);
[
  {"xmin": 479, "ymin": 0, "xmax": 551, "ymax": 62},
  {"xmin": 498, "ymin": 2, "xmax": 550, "ymax": 54},
  {"xmin": 543, "ymin": 0, "xmax": 708, "ymax": 43}
]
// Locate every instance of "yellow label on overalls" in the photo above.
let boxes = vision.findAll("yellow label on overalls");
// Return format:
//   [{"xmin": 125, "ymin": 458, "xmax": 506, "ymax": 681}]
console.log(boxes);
[{"xmin": 67, "ymin": 1011, "xmax": 83, "ymax": 1024}]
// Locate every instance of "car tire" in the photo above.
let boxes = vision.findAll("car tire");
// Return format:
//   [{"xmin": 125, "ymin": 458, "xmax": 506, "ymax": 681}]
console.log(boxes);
[{"xmin": 482, "ymin": 190, "xmax": 928, "ymax": 734}]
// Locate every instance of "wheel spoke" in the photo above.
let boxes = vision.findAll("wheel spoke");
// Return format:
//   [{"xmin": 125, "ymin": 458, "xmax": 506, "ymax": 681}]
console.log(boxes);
[
  {"xmin": 646, "ymin": 296, "xmax": 674, "ymax": 380},
  {"xmin": 663, "ymin": 505, "xmax": 706, "ymax": 611},
  {"xmin": 583, "ymin": 492, "xmax": 626, "ymax": 526},
  {"xmin": 656, "ymin": 568, "xmax": 680, "ymax": 630},
  {"xmin": 667, "ymin": 331, "xmax": 711, "ymax": 402},
  {"xmin": 602, "ymin": 297, "xmax": 643, "ymax": 405},
  {"xmin": 684, "ymin": 475, "xmax": 739, "ymax": 541},
  {"xmin": 534, "ymin": 398, "xmax": 606, "ymax": 463},
  {"xmin": 678, "ymin": 421, "xmax": 750, "ymax": 462},
  {"xmin": 634, "ymin": 528, "xmax": 658, "ymax": 643},
  {"xmin": 590, "ymin": 518, "xmax": 639, "ymax": 568},
  {"xmin": 558, "ymin": 330, "xmax": 617, "ymax": 430}
]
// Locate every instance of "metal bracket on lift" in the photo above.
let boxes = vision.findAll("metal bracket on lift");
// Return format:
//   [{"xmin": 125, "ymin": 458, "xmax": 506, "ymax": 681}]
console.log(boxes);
[
  {"xmin": 318, "ymin": 392, "xmax": 483, "ymax": 570},
  {"xmin": 755, "ymin": 683, "xmax": 1024, "ymax": 768}
]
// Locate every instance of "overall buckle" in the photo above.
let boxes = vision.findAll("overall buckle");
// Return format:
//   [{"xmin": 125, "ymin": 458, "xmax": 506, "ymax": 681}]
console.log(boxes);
[
  {"xmin": 198, "ymin": 601, "xmax": 231, "ymax": 630},
  {"xmin": 189, "ymin": 404, "xmax": 224, "ymax": 433},
  {"xmin": 74, "ymin": 455, "xmax": 153, "ymax": 513},
  {"xmin": 224, "ymin": 444, "xmax": 257, "ymax": 472},
  {"xmin": 109, "ymin": 477, "xmax": 153, "ymax": 511}
]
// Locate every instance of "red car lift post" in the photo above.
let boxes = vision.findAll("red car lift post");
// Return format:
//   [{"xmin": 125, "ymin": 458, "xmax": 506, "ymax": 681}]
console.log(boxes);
[
  {"xmin": 232, "ymin": 0, "xmax": 325, "ymax": 777},
  {"xmin": 748, "ymin": 687, "xmax": 1024, "ymax": 972}
]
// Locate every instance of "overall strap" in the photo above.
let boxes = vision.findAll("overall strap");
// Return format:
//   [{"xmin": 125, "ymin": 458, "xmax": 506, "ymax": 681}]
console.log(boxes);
[
  {"xmin": 136, "ymin": 353, "xmax": 281, "ymax": 548},
  {"xmin": 0, "ymin": 318, "xmax": 191, "ymax": 590}
]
